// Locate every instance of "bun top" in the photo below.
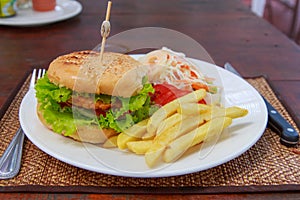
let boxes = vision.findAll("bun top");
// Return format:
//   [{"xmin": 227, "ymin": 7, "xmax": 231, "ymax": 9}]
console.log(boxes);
[{"xmin": 47, "ymin": 50, "xmax": 147, "ymax": 97}]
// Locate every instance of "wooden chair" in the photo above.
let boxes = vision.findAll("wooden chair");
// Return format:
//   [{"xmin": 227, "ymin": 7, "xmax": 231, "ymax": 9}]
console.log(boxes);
[
  {"xmin": 265, "ymin": 0, "xmax": 300, "ymax": 38},
  {"xmin": 295, "ymin": 27, "xmax": 300, "ymax": 43}
]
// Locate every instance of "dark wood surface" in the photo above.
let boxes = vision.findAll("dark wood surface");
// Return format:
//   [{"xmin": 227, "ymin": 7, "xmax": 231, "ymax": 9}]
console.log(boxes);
[{"xmin": 0, "ymin": 0, "xmax": 299, "ymax": 199}]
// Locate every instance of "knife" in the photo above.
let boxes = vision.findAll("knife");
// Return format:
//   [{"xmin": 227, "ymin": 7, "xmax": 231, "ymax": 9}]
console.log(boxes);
[{"xmin": 224, "ymin": 62, "xmax": 299, "ymax": 147}]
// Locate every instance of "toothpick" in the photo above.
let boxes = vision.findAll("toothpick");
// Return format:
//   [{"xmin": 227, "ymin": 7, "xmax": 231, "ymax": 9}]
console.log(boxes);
[
  {"xmin": 105, "ymin": 1, "xmax": 112, "ymax": 21},
  {"xmin": 100, "ymin": 1, "xmax": 112, "ymax": 63}
]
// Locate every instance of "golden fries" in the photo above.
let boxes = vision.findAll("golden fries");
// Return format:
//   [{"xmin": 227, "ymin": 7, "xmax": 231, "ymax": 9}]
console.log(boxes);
[
  {"xmin": 123, "ymin": 119, "xmax": 148, "ymax": 138},
  {"xmin": 143, "ymin": 101, "xmax": 178, "ymax": 139},
  {"xmin": 223, "ymin": 106, "xmax": 248, "ymax": 119},
  {"xmin": 127, "ymin": 140, "xmax": 153, "ymax": 155},
  {"xmin": 156, "ymin": 113, "xmax": 182, "ymax": 137},
  {"xmin": 177, "ymin": 103, "xmax": 210, "ymax": 115},
  {"xmin": 117, "ymin": 119, "xmax": 148, "ymax": 150},
  {"xmin": 112, "ymin": 89, "xmax": 248, "ymax": 168},
  {"xmin": 117, "ymin": 132, "xmax": 139, "ymax": 150},
  {"xmin": 163, "ymin": 117, "xmax": 232, "ymax": 163},
  {"xmin": 145, "ymin": 115, "xmax": 205, "ymax": 167}
]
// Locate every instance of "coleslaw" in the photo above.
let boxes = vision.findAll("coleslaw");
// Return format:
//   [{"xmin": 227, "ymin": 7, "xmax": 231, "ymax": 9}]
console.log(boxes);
[{"xmin": 138, "ymin": 47, "xmax": 218, "ymax": 94}]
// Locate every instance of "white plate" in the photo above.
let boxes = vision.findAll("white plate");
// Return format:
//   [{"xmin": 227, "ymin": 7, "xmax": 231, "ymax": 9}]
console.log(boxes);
[
  {"xmin": 0, "ymin": 0, "xmax": 82, "ymax": 26},
  {"xmin": 19, "ymin": 56, "xmax": 268, "ymax": 178}
]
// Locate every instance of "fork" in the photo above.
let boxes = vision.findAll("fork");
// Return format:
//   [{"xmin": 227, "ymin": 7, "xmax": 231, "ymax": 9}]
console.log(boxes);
[{"xmin": 0, "ymin": 69, "xmax": 46, "ymax": 179}]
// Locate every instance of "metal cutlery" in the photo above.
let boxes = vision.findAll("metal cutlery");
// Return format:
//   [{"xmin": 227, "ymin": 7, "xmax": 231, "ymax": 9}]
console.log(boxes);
[
  {"xmin": 0, "ymin": 68, "xmax": 46, "ymax": 179},
  {"xmin": 224, "ymin": 62, "xmax": 299, "ymax": 147}
]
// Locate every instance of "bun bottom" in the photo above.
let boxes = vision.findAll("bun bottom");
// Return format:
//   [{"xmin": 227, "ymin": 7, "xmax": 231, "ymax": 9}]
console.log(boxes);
[{"xmin": 37, "ymin": 105, "xmax": 117, "ymax": 144}]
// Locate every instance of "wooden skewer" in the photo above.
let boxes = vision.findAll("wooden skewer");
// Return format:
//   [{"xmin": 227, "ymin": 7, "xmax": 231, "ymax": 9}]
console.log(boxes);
[
  {"xmin": 100, "ymin": 1, "xmax": 112, "ymax": 63},
  {"xmin": 105, "ymin": 1, "xmax": 112, "ymax": 21}
]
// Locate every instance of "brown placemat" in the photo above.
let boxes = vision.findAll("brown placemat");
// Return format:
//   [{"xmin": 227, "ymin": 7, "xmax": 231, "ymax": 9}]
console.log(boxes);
[{"xmin": 0, "ymin": 75, "xmax": 299, "ymax": 194}]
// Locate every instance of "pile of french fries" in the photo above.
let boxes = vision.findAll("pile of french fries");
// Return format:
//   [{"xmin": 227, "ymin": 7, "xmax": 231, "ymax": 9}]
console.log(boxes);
[{"xmin": 103, "ymin": 89, "xmax": 248, "ymax": 167}]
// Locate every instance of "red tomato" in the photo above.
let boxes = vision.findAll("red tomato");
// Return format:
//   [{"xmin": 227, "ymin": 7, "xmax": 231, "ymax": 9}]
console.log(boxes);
[
  {"xmin": 198, "ymin": 99, "xmax": 206, "ymax": 104},
  {"xmin": 151, "ymin": 84, "xmax": 206, "ymax": 106}
]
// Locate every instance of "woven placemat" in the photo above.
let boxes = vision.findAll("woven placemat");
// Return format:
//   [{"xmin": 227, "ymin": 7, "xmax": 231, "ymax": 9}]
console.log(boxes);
[{"xmin": 0, "ymin": 74, "xmax": 299, "ymax": 194}]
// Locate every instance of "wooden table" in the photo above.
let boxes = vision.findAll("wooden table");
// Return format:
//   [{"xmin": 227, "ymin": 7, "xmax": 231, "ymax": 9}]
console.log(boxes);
[{"xmin": 0, "ymin": 0, "xmax": 299, "ymax": 199}]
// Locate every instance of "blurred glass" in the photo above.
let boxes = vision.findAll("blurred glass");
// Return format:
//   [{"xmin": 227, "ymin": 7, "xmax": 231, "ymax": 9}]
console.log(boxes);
[{"xmin": 32, "ymin": 0, "xmax": 55, "ymax": 12}]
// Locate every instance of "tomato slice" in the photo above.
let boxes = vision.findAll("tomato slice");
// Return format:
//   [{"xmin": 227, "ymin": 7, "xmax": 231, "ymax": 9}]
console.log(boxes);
[
  {"xmin": 198, "ymin": 99, "xmax": 206, "ymax": 104},
  {"xmin": 151, "ymin": 84, "xmax": 206, "ymax": 106}
]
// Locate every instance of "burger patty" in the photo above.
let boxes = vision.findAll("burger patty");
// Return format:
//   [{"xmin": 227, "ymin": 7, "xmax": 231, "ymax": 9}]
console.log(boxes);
[{"xmin": 68, "ymin": 96, "xmax": 111, "ymax": 110}]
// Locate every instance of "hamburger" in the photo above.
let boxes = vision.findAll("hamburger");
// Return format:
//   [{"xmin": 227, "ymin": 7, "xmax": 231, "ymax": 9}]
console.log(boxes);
[{"xmin": 35, "ymin": 50, "xmax": 156, "ymax": 144}]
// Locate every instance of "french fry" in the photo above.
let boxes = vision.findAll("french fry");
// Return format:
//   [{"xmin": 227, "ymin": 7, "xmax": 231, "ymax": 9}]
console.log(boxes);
[
  {"xmin": 123, "ymin": 118, "xmax": 148, "ymax": 138},
  {"xmin": 178, "ymin": 89, "xmax": 207, "ymax": 103},
  {"xmin": 224, "ymin": 106, "xmax": 248, "ymax": 119},
  {"xmin": 117, "ymin": 119, "xmax": 148, "ymax": 150},
  {"xmin": 163, "ymin": 117, "xmax": 232, "ymax": 163},
  {"xmin": 190, "ymin": 117, "xmax": 232, "ymax": 146},
  {"xmin": 200, "ymin": 106, "xmax": 248, "ymax": 121},
  {"xmin": 117, "ymin": 132, "xmax": 139, "ymax": 150},
  {"xmin": 102, "ymin": 135, "xmax": 118, "ymax": 148},
  {"xmin": 127, "ymin": 140, "xmax": 153, "ymax": 155},
  {"xmin": 146, "ymin": 89, "xmax": 206, "ymax": 137},
  {"xmin": 145, "ymin": 127, "xmax": 177, "ymax": 167},
  {"xmin": 155, "ymin": 113, "xmax": 182, "ymax": 137},
  {"xmin": 177, "ymin": 103, "xmax": 211, "ymax": 116},
  {"xmin": 144, "ymin": 101, "xmax": 179, "ymax": 139},
  {"xmin": 154, "ymin": 115, "xmax": 204, "ymax": 144},
  {"xmin": 145, "ymin": 142, "xmax": 166, "ymax": 167}
]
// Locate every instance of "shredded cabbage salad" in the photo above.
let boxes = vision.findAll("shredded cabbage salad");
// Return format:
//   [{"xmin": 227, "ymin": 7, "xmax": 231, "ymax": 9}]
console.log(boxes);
[{"xmin": 138, "ymin": 47, "xmax": 218, "ymax": 94}]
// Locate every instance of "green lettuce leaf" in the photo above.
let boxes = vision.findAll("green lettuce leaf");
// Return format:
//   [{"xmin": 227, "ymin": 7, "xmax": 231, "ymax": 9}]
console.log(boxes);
[
  {"xmin": 35, "ymin": 74, "xmax": 72, "ymax": 112},
  {"xmin": 35, "ymin": 74, "xmax": 75, "ymax": 135}
]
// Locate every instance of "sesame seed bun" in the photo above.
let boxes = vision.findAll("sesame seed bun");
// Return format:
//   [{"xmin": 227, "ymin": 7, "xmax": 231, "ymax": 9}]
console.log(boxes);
[{"xmin": 47, "ymin": 50, "xmax": 146, "ymax": 97}]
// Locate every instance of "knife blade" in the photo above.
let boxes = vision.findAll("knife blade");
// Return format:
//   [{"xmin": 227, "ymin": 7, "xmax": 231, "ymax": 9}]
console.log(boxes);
[{"xmin": 224, "ymin": 62, "xmax": 299, "ymax": 147}]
